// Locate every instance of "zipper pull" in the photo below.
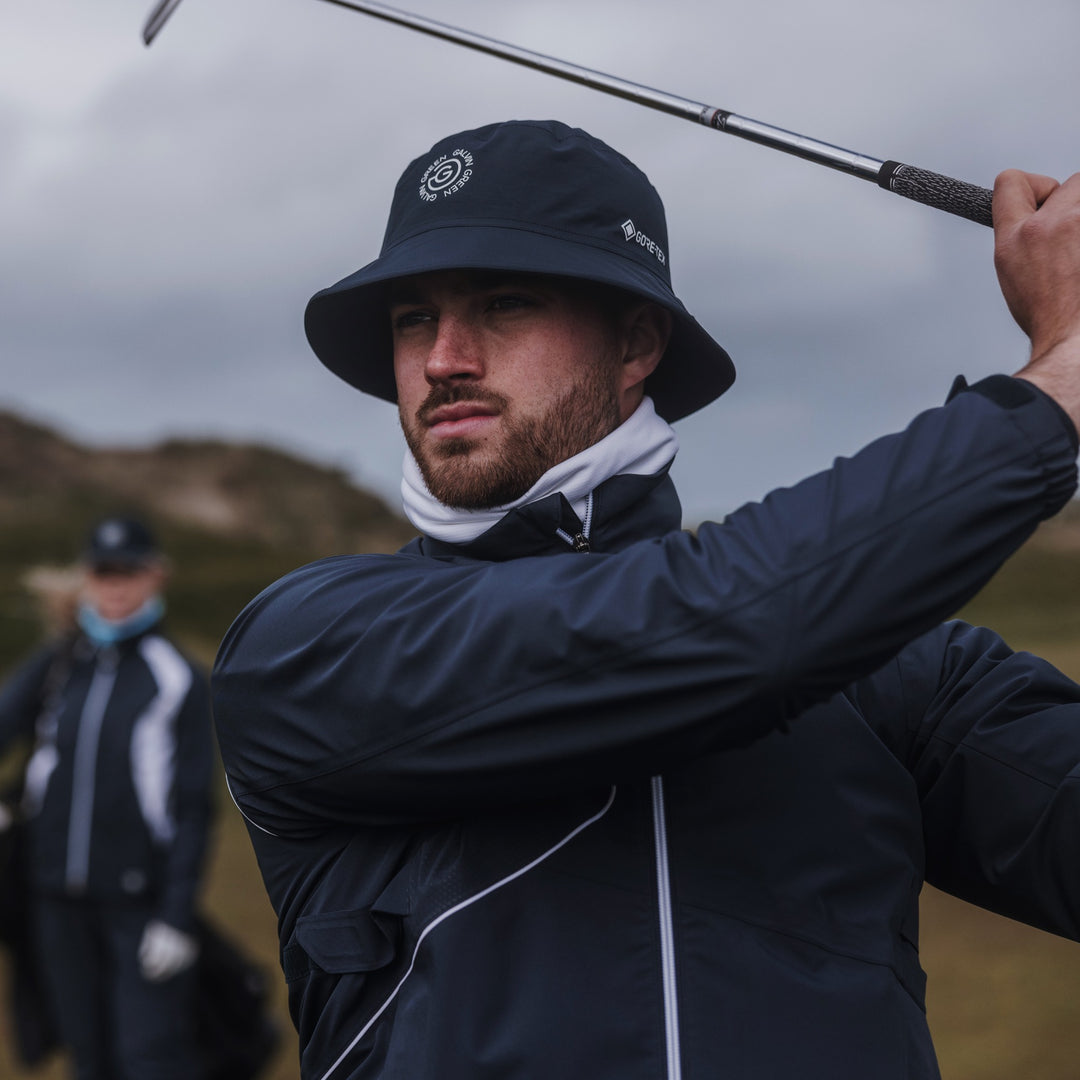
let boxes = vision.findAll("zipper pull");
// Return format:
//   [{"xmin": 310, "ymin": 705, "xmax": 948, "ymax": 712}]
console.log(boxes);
[
  {"xmin": 556, "ymin": 492, "xmax": 594, "ymax": 553},
  {"xmin": 556, "ymin": 527, "xmax": 592, "ymax": 553}
]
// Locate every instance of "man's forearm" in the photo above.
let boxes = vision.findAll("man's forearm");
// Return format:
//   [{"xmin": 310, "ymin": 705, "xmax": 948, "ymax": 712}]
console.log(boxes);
[{"xmin": 1016, "ymin": 341, "xmax": 1080, "ymax": 434}]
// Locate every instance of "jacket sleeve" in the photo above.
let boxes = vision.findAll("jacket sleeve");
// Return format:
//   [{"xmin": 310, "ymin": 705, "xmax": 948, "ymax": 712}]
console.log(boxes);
[
  {"xmin": 892, "ymin": 620, "xmax": 1080, "ymax": 939},
  {"xmin": 0, "ymin": 647, "xmax": 56, "ymax": 755},
  {"xmin": 212, "ymin": 378, "xmax": 1078, "ymax": 835},
  {"xmin": 156, "ymin": 665, "xmax": 215, "ymax": 931}
]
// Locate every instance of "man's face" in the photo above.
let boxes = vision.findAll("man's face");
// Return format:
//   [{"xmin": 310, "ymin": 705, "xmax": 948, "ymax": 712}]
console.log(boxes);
[
  {"xmin": 82, "ymin": 562, "xmax": 165, "ymax": 622},
  {"xmin": 391, "ymin": 270, "xmax": 636, "ymax": 510}
]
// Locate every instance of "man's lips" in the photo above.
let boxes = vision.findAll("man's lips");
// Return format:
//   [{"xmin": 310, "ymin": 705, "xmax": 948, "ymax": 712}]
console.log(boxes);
[{"xmin": 424, "ymin": 402, "xmax": 500, "ymax": 437}]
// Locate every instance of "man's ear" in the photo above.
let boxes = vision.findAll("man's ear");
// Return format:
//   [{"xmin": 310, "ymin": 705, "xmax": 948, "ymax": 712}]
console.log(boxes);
[{"xmin": 620, "ymin": 302, "xmax": 672, "ymax": 392}]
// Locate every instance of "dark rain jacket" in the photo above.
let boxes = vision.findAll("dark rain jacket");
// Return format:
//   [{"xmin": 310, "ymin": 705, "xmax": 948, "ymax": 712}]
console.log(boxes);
[
  {"xmin": 0, "ymin": 623, "xmax": 214, "ymax": 930},
  {"xmin": 213, "ymin": 376, "xmax": 1080, "ymax": 1080}
]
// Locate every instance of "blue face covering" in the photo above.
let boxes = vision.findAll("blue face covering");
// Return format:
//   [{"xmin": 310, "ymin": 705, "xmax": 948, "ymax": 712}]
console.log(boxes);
[{"xmin": 77, "ymin": 594, "xmax": 165, "ymax": 647}]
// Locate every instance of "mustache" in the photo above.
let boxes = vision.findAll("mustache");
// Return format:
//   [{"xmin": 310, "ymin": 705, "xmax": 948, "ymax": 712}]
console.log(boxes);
[{"xmin": 417, "ymin": 384, "xmax": 509, "ymax": 426}]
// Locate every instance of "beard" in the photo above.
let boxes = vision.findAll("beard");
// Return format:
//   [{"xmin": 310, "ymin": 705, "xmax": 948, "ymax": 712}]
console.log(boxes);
[{"xmin": 401, "ymin": 362, "xmax": 623, "ymax": 510}]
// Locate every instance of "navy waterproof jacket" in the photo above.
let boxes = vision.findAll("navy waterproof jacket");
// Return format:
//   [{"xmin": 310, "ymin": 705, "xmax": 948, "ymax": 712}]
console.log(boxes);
[
  {"xmin": 0, "ymin": 624, "xmax": 214, "ymax": 930},
  {"xmin": 214, "ymin": 377, "xmax": 1080, "ymax": 1080}
]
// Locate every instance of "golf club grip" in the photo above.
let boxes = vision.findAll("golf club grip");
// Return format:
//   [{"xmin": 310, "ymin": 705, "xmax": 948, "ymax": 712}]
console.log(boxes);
[{"xmin": 877, "ymin": 161, "xmax": 993, "ymax": 227}]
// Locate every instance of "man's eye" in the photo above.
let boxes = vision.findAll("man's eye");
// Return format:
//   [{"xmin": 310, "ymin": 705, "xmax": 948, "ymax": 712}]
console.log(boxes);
[
  {"xmin": 392, "ymin": 309, "xmax": 432, "ymax": 330},
  {"xmin": 488, "ymin": 294, "xmax": 532, "ymax": 312}
]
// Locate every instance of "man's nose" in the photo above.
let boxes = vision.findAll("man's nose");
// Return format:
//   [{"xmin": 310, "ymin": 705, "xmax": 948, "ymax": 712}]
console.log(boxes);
[{"xmin": 424, "ymin": 315, "xmax": 484, "ymax": 384}]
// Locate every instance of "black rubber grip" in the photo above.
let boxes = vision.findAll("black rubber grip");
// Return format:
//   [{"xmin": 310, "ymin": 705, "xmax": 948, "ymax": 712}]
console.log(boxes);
[{"xmin": 877, "ymin": 160, "xmax": 993, "ymax": 227}]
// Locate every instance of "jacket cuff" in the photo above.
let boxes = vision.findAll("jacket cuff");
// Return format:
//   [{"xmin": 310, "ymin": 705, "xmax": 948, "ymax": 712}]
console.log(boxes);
[
  {"xmin": 157, "ymin": 887, "xmax": 198, "ymax": 932},
  {"xmin": 948, "ymin": 373, "xmax": 1080, "ymax": 455},
  {"xmin": 947, "ymin": 373, "xmax": 1078, "ymax": 517}
]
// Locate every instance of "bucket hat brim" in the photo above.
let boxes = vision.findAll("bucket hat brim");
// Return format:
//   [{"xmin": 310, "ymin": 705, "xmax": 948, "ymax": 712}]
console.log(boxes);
[{"xmin": 305, "ymin": 223, "xmax": 735, "ymax": 423}]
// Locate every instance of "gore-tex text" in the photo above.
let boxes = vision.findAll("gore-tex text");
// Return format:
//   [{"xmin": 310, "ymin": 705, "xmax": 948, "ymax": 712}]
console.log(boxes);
[{"xmin": 620, "ymin": 218, "xmax": 666, "ymax": 264}]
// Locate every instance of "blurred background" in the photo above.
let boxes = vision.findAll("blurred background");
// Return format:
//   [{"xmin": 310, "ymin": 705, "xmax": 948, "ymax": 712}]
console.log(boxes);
[{"xmin": 3, "ymin": 1, "xmax": 1080, "ymax": 1077}]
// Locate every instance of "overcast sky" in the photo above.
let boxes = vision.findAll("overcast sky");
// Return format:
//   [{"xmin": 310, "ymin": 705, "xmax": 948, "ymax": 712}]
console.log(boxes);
[{"xmin": 3, "ymin": 0, "xmax": 1079, "ymax": 525}]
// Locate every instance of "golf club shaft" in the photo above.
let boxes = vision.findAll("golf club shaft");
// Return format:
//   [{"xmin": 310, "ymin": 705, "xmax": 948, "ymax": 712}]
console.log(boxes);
[
  {"xmin": 313, "ymin": 0, "xmax": 993, "ymax": 227},
  {"xmin": 142, "ymin": 0, "xmax": 187, "ymax": 45},
  {"xmin": 142, "ymin": 0, "xmax": 993, "ymax": 226},
  {"xmin": 320, "ymin": 0, "xmax": 884, "ymax": 178}
]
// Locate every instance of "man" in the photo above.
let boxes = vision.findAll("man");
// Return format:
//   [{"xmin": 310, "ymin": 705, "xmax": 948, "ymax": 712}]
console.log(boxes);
[
  {"xmin": 0, "ymin": 516, "xmax": 214, "ymax": 1080},
  {"xmin": 212, "ymin": 120, "xmax": 1080, "ymax": 1079}
]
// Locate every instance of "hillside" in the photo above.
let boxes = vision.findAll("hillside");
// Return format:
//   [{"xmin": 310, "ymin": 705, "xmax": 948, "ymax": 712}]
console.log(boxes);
[{"xmin": 0, "ymin": 409, "xmax": 416, "ymax": 667}]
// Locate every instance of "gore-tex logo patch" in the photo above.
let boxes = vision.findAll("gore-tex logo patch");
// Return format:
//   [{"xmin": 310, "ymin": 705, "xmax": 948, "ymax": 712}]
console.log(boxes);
[{"xmin": 620, "ymin": 218, "xmax": 666, "ymax": 264}]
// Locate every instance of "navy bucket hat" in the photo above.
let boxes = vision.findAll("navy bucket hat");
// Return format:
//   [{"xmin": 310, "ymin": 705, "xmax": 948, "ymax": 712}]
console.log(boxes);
[{"xmin": 304, "ymin": 119, "xmax": 735, "ymax": 422}]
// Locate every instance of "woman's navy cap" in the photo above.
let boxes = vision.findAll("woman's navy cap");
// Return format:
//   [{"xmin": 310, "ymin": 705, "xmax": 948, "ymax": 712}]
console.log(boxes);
[
  {"xmin": 304, "ymin": 119, "xmax": 735, "ymax": 422},
  {"xmin": 83, "ymin": 516, "xmax": 160, "ymax": 568}
]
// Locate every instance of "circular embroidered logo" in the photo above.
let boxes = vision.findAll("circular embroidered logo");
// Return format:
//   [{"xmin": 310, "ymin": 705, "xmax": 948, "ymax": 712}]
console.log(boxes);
[
  {"xmin": 99, "ymin": 521, "xmax": 127, "ymax": 548},
  {"xmin": 419, "ymin": 148, "xmax": 474, "ymax": 202}
]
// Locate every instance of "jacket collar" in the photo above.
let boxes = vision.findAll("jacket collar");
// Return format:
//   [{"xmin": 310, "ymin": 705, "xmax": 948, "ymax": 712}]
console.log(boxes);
[
  {"xmin": 72, "ymin": 617, "xmax": 165, "ymax": 662},
  {"xmin": 403, "ymin": 470, "xmax": 682, "ymax": 562}
]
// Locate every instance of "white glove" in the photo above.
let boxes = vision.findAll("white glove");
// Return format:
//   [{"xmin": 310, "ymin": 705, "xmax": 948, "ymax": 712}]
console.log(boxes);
[{"xmin": 137, "ymin": 919, "xmax": 199, "ymax": 982}]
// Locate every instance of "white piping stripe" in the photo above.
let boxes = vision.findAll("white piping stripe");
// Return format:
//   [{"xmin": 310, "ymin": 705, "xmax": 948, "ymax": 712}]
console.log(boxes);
[
  {"xmin": 652, "ymin": 774, "xmax": 683, "ymax": 1080},
  {"xmin": 224, "ymin": 772, "xmax": 281, "ymax": 837},
  {"xmin": 133, "ymin": 636, "xmax": 193, "ymax": 844},
  {"xmin": 22, "ymin": 743, "xmax": 59, "ymax": 818},
  {"xmin": 317, "ymin": 785, "xmax": 618, "ymax": 1080}
]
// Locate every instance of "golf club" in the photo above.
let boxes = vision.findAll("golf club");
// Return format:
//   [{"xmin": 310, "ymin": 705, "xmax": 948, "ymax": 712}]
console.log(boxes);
[
  {"xmin": 142, "ymin": 0, "xmax": 993, "ymax": 227},
  {"xmin": 142, "ymin": 0, "xmax": 187, "ymax": 48}
]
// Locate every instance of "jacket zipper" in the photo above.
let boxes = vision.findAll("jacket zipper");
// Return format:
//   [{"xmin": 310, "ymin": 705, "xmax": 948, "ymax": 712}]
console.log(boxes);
[
  {"xmin": 652, "ymin": 774, "xmax": 683, "ymax": 1080},
  {"xmin": 65, "ymin": 648, "xmax": 118, "ymax": 893},
  {"xmin": 555, "ymin": 492, "xmax": 594, "ymax": 552}
]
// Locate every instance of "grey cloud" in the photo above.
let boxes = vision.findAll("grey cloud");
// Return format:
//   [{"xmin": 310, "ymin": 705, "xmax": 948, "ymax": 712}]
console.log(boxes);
[{"xmin": 2, "ymin": 0, "xmax": 1078, "ymax": 524}]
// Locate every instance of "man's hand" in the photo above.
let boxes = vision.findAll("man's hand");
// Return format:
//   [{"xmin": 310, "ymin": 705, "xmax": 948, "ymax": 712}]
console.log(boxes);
[
  {"xmin": 995, "ymin": 168, "xmax": 1080, "ymax": 426},
  {"xmin": 137, "ymin": 919, "xmax": 199, "ymax": 982}
]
